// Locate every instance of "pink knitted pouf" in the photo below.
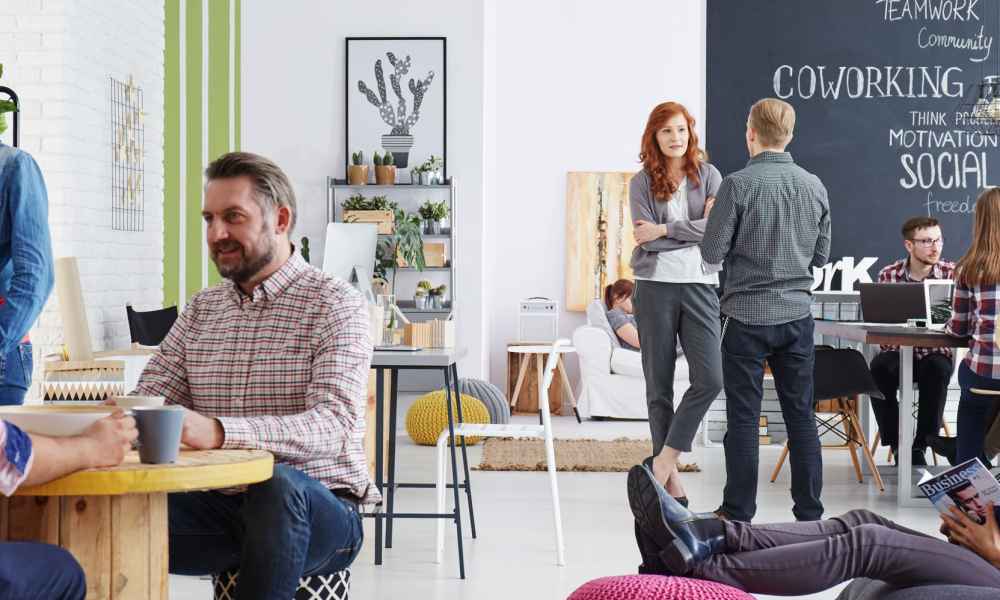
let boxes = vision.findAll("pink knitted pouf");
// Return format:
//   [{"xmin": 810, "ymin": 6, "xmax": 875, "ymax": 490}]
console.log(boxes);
[{"xmin": 567, "ymin": 575, "xmax": 755, "ymax": 600}]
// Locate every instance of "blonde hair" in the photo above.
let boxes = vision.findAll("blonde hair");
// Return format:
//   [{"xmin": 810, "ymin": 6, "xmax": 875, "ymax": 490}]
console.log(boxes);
[
  {"xmin": 748, "ymin": 98, "xmax": 796, "ymax": 148},
  {"xmin": 955, "ymin": 187, "xmax": 1000, "ymax": 287}
]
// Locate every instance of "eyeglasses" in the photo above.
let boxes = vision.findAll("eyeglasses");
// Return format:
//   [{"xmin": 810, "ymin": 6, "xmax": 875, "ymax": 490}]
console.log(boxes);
[{"xmin": 909, "ymin": 237, "xmax": 944, "ymax": 248}]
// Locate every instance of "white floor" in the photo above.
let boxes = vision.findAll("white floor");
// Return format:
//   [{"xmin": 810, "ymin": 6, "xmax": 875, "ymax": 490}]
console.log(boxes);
[{"xmin": 169, "ymin": 410, "xmax": 941, "ymax": 600}]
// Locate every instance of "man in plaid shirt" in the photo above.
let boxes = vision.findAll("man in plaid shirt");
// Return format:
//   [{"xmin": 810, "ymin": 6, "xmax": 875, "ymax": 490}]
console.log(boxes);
[
  {"xmin": 869, "ymin": 217, "xmax": 955, "ymax": 466},
  {"xmin": 133, "ymin": 153, "xmax": 374, "ymax": 599}
]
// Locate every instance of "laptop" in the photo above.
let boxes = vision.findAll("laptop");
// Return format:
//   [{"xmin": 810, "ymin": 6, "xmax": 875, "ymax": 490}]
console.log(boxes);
[{"xmin": 859, "ymin": 283, "xmax": 928, "ymax": 324}]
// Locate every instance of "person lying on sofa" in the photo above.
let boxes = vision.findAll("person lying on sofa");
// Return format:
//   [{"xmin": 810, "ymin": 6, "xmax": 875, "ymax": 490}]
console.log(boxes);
[
  {"xmin": 627, "ymin": 461, "xmax": 1000, "ymax": 595},
  {"xmin": 604, "ymin": 279, "xmax": 640, "ymax": 351}
]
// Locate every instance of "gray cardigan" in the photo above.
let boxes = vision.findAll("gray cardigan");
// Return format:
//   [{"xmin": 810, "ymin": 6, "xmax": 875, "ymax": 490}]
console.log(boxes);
[{"xmin": 628, "ymin": 163, "xmax": 723, "ymax": 278}]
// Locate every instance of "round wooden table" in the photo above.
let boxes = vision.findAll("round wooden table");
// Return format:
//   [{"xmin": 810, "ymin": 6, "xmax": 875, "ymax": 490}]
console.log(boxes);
[{"xmin": 0, "ymin": 449, "xmax": 273, "ymax": 600}]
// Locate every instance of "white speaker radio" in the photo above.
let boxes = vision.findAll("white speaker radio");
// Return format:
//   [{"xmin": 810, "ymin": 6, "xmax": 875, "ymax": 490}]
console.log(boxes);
[{"xmin": 518, "ymin": 297, "xmax": 559, "ymax": 342}]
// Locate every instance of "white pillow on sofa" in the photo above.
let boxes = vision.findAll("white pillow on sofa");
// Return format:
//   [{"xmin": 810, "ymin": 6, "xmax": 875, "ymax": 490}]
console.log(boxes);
[{"xmin": 586, "ymin": 300, "xmax": 621, "ymax": 348}]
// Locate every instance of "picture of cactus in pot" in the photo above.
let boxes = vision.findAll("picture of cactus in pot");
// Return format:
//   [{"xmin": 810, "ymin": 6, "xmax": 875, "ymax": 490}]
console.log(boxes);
[{"xmin": 357, "ymin": 52, "xmax": 435, "ymax": 169}]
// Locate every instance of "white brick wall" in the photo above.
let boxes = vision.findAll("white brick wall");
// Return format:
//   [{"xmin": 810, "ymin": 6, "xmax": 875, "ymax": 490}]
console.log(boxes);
[{"xmin": 0, "ymin": 0, "xmax": 164, "ymax": 387}]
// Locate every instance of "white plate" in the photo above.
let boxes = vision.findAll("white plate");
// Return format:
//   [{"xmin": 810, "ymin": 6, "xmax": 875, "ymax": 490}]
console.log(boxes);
[
  {"xmin": 0, "ymin": 406, "xmax": 116, "ymax": 437},
  {"xmin": 109, "ymin": 395, "xmax": 166, "ymax": 409}
]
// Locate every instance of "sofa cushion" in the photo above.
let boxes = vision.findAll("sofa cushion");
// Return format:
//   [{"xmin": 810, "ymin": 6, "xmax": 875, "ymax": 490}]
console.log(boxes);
[
  {"xmin": 835, "ymin": 578, "xmax": 1000, "ymax": 600},
  {"xmin": 586, "ymin": 300, "xmax": 621, "ymax": 348},
  {"xmin": 611, "ymin": 347, "xmax": 644, "ymax": 378}
]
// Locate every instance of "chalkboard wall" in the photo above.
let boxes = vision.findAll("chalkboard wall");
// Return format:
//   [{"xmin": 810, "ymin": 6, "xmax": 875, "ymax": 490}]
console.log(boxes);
[{"xmin": 707, "ymin": 0, "xmax": 997, "ymax": 284}]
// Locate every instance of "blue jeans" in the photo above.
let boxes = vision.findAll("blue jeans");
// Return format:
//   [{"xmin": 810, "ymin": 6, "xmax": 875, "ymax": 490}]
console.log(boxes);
[
  {"xmin": 168, "ymin": 465, "xmax": 363, "ymax": 600},
  {"xmin": 720, "ymin": 315, "xmax": 823, "ymax": 522},
  {"xmin": 956, "ymin": 362, "xmax": 1000, "ymax": 464},
  {"xmin": 0, "ymin": 541, "xmax": 85, "ymax": 599},
  {"xmin": 0, "ymin": 342, "xmax": 31, "ymax": 405}
]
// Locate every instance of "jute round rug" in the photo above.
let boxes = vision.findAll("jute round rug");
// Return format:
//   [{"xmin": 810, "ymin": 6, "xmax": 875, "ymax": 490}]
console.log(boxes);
[{"xmin": 475, "ymin": 437, "xmax": 701, "ymax": 473}]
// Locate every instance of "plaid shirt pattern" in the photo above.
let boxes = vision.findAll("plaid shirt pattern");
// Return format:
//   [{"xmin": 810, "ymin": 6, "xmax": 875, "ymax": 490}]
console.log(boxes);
[
  {"xmin": 947, "ymin": 281, "xmax": 1000, "ymax": 379},
  {"xmin": 701, "ymin": 151, "xmax": 832, "ymax": 326},
  {"xmin": 877, "ymin": 258, "xmax": 956, "ymax": 359},
  {"xmin": 135, "ymin": 254, "xmax": 379, "ymax": 504}
]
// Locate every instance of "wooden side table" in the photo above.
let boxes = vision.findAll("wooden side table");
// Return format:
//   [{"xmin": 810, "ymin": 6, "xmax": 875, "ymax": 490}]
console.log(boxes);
[
  {"xmin": 0, "ymin": 449, "xmax": 273, "ymax": 600},
  {"xmin": 506, "ymin": 344, "xmax": 580, "ymax": 423}
]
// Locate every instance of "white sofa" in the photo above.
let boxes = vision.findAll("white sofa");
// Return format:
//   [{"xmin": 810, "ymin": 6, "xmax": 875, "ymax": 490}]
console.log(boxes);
[{"xmin": 573, "ymin": 300, "xmax": 688, "ymax": 420}]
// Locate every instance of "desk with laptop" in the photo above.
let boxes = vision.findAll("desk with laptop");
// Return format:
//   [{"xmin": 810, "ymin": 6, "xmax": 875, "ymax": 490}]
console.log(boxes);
[{"xmin": 817, "ymin": 280, "xmax": 968, "ymax": 507}]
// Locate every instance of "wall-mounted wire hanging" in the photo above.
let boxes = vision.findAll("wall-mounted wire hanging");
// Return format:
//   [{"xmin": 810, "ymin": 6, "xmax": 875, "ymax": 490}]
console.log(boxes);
[{"xmin": 110, "ymin": 75, "xmax": 144, "ymax": 231}]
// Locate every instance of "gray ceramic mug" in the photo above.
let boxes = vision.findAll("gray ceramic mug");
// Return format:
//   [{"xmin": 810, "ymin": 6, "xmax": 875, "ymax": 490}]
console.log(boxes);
[{"xmin": 133, "ymin": 406, "xmax": 185, "ymax": 464}]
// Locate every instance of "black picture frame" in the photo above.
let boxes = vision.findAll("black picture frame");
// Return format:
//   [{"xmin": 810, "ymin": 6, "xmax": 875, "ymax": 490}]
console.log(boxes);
[{"xmin": 346, "ymin": 36, "xmax": 447, "ymax": 183}]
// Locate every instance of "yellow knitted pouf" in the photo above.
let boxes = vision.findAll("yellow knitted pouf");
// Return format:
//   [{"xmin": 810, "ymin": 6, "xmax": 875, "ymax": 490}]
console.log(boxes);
[{"xmin": 405, "ymin": 390, "xmax": 490, "ymax": 446}]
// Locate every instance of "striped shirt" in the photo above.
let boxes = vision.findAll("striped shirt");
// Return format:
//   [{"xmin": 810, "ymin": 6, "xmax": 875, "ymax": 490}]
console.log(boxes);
[
  {"xmin": 701, "ymin": 151, "xmax": 832, "ymax": 326},
  {"xmin": 0, "ymin": 420, "xmax": 33, "ymax": 496},
  {"xmin": 878, "ymin": 258, "xmax": 957, "ymax": 360},
  {"xmin": 946, "ymin": 281, "xmax": 999, "ymax": 379},
  {"xmin": 135, "ymin": 253, "xmax": 379, "ymax": 504}
]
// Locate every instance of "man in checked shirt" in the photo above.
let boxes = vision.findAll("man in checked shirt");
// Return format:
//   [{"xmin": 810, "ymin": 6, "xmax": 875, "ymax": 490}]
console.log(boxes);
[
  {"xmin": 133, "ymin": 152, "xmax": 375, "ymax": 599},
  {"xmin": 701, "ymin": 98, "xmax": 831, "ymax": 523},
  {"xmin": 869, "ymin": 217, "xmax": 956, "ymax": 467}
]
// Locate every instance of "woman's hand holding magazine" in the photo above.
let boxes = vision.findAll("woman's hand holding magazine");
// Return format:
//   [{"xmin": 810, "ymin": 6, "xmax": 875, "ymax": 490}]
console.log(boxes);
[{"xmin": 941, "ymin": 503, "xmax": 1000, "ymax": 566}]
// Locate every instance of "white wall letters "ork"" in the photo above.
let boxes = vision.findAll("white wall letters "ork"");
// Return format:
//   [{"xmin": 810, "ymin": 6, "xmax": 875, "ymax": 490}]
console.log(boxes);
[{"xmin": 812, "ymin": 256, "xmax": 879, "ymax": 291}]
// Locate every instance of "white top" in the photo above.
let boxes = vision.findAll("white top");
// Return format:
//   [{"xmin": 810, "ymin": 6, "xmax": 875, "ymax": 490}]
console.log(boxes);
[{"xmin": 635, "ymin": 179, "xmax": 718, "ymax": 285}]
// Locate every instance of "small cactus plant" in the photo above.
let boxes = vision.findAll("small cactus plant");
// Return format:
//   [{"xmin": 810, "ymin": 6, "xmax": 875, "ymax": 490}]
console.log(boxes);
[
  {"xmin": 351, "ymin": 151, "xmax": 365, "ymax": 166},
  {"xmin": 373, "ymin": 152, "xmax": 383, "ymax": 166},
  {"xmin": 383, "ymin": 151, "xmax": 394, "ymax": 166}
]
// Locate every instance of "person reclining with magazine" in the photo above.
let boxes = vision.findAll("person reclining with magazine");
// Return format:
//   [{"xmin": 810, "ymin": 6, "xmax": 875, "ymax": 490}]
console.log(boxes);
[{"xmin": 626, "ymin": 460, "xmax": 1000, "ymax": 595}]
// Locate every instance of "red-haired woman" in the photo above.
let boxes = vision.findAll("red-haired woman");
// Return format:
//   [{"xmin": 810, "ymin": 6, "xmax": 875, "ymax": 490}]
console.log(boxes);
[
  {"xmin": 604, "ymin": 279, "xmax": 640, "ymax": 351},
  {"xmin": 629, "ymin": 101, "xmax": 723, "ymax": 507}
]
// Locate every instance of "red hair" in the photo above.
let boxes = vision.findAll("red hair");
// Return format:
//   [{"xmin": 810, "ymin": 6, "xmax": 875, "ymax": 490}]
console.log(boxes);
[
  {"xmin": 639, "ymin": 102, "xmax": 703, "ymax": 200},
  {"xmin": 604, "ymin": 279, "xmax": 635, "ymax": 310}
]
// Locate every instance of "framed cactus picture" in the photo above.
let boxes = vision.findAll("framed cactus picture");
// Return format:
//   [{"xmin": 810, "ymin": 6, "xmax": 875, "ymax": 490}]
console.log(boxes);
[{"xmin": 346, "ymin": 37, "xmax": 446, "ymax": 184}]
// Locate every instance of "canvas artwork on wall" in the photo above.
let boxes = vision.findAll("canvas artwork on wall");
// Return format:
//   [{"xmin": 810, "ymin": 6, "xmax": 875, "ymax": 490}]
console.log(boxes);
[
  {"xmin": 346, "ymin": 37, "xmax": 446, "ymax": 183},
  {"xmin": 565, "ymin": 172, "xmax": 637, "ymax": 311}
]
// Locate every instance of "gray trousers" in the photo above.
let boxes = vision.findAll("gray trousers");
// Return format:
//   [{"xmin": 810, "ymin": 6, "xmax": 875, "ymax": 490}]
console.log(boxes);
[
  {"xmin": 633, "ymin": 280, "xmax": 723, "ymax": 453},
  {"xmin": 693, "ymin": 509, "xmax": 1000, "ymax": 595}
]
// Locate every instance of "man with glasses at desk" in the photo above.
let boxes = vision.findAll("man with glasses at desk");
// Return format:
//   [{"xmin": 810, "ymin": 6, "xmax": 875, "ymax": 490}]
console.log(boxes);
[{"xmin": 869, "ymin": 216, "xmax": 955, "ymax": 466}]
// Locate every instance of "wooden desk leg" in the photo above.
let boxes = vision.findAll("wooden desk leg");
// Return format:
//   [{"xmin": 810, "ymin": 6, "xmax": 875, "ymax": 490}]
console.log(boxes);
[
  {"xmin": 510, "ymin": 353, "xmax": 531, "ymax": 409},
  {"xmin": 556, "ymin": 355, "xmax": 581, "ymax": 423},
  {"xmin": 1, "ymin": 493, "xmax": 169, "ymax": 600}
]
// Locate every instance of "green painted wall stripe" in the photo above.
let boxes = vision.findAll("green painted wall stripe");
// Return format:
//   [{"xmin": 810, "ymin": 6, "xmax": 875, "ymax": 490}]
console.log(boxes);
[
  {"xmin": 164, "ymin": 0, "xmax": 241, "ymax": 300},
  {"xmin": 163, "ymin": 0, "xmax": 180, "ymax": 307},
  {"xmin": 206, "ymin": 0, "xmax": 229, "ymax": 287},
  {"xmin": 234, "ymin": 0, "xmax": 241, "ymax": 151},
  {"xmin": 184, "ymin": 0, "xmax": 203, "ymax": 301}
]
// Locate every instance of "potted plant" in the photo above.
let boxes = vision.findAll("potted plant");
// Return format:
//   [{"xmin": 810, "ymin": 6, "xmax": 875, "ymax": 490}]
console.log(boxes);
[
  {"xmin": 424, "ymin": 155, "xmax": 444, "ymax": 184},
  {"xmin": 428, "ymin": 283, "xmax": 447, "ymax": 310},
  {"xmin": 430, "ymin": 200, "xmax": 449, "ymax": 233},
  {"xmin": 392, "ymin": 209, "xmax": 427, "ymax": 270},
  {"xmin": 342, "ymin": 193, "xmax": 397, "ymax": 234},
  {"xmin": 348, "ymin": 151, "xmax": 368, "ymax": 185},
  {"xmin": 414, "ymin": 280, "xmax": 433, "ymax": 310},
  {"xmin": 418, "ymin": 200, "xmax": 438, "ymax": 234},
  {"xmin": 373, "ymin": 151, "xmax": 396, "ymax": 185}
]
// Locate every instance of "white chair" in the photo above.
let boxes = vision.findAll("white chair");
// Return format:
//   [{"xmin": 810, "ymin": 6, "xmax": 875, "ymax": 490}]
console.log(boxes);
[{"xmin": 435, "ymin": 339, "xmax": 567, "ymax": 567}]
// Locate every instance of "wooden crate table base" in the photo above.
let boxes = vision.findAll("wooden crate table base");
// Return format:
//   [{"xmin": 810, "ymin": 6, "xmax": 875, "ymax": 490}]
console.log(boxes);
[
  {"xmin": 0, "ymin": 450, "xmax": 273, "ymax": 600},
  {"xmin": 506, "ymin": 344, "xmax": 578, "ymax": 421}
]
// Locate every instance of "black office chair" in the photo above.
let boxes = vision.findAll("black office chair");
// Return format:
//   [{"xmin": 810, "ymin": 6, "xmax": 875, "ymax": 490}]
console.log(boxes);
[
  {"xmin": 771, "ymin": 347, "xmax": 887, "ymax": 491},
  {"xmin": 126, "ymin": 304, "xmax": 178, "ymax": 346}
]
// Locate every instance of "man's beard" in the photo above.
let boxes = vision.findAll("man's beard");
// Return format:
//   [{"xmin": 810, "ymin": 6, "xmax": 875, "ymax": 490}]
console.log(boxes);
[
  {"xmin": 912, "ymin": 253, "xmax": 940, "ymax": 268},
  {"xmin": 212, "ymin": 236, "xmax": 275, "ymax": 284}
]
